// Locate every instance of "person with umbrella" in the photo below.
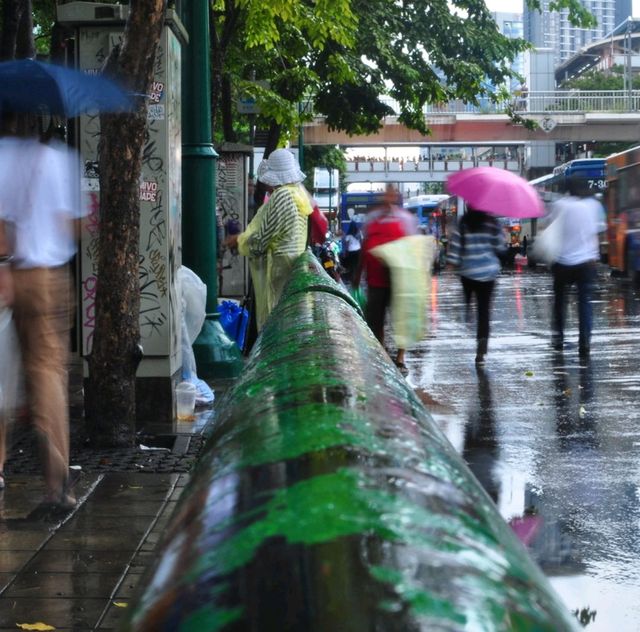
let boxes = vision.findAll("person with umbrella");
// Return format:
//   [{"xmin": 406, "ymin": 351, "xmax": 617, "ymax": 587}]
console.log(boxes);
[
  {"xmin": 446, "ymin": 206, "xmax": 505, "ymax": 365},
  {"xmin": 0, "ymin": 108, "xmax": 84, "ymax": 508},
  {"xmin": 446, "ymin": 167, "xmax": 544, "ymax": 365}
]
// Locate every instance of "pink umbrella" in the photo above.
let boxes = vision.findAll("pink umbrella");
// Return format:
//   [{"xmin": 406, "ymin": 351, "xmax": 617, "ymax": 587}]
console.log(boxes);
[{"xmin": 447, "ymin": 167, "xmax": 545, "ymax": 218}]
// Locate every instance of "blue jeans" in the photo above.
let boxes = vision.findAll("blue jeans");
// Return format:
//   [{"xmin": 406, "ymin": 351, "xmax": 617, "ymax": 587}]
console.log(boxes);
[{"xmin": 552, "ymin": 261, "xmax": 596, "ymax": 349}]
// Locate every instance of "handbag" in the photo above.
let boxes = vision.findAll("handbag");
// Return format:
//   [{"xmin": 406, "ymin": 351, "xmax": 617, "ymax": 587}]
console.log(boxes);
[{"xmin": 531, "ymin": 214, "xmax": 563, "ymax": 266}]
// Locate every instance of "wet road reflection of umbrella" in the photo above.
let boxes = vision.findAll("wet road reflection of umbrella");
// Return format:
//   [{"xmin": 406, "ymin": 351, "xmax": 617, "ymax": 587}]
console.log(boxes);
[
  {"xmin": 447, "ymin": 166, "xmax": 545, "ymax": 219},
  {"xmin": 0, "ymin": 58, "xmax": 133, "ymax": 117}
]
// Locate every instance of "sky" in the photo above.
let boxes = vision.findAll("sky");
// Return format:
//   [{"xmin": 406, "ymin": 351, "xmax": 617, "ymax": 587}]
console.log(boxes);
[{"xmin": 485, "ymin": 0, "xmax": 639, "ymax": 14}]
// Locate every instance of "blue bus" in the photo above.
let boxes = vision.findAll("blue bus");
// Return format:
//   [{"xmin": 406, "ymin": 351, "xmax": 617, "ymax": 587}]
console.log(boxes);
[
  {"xmin": 552, "ymin": 158, "xmax": 606, "ymax": 195},
  {"xmin": 403, "ymin": 194, "xmax": 454, "ymax": 238},
  {"xmin": 340, "ymin": 191, "xmax": 386, "ymax": 233}
]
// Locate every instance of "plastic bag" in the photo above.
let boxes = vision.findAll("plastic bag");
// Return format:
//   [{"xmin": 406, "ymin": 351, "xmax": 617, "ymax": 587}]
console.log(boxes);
[
  {"xmin": 531, "ymin": 216, "xmax": 563, "ymax": 266},
  {"xmin": 177, "ymin": 266, "xmax": 214, "ymax": 406},
  {"xmin": 0, "ymin": 307, "xmax": 21, "ymax": 422},
  {"xmin": 217, "ymin": 300, "xmax": 249, "ymax": 349},
  {"xmin": 349, "ymin": 286, "xmax": 367, "ymax": 311},
  {"xmin": 179, "ymin": 266, "xmax": 207, "ymax": 344},
  {"xmin": 370, "ymin": 235, "xmax": 434, "ymax": 348}
]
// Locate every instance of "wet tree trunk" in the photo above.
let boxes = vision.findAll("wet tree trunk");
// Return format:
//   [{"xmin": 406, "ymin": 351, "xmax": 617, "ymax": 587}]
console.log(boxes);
[
  {"xmin": 85, "ymin": 0, "xmax": 166, "ymax": 447},
  {"xmin": 0, "ymin": 0, "xmax": 32, "ymax": 61}
]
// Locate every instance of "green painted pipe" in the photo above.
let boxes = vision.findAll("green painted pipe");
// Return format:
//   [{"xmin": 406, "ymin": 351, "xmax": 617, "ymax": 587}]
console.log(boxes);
[{"xmin": 129, "ymin": 251, "xmax": 576, "ymax": 632}]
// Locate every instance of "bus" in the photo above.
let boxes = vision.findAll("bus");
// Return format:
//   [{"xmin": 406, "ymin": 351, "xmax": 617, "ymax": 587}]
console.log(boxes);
[
  {"xmin": 339, "ymin": 191, "xmax": 386, "ymax": 233},
  {"xmin": 530, "ymin": 158, "xmax": 606, "ymax": 203},
  {"xmin": 403, "ymin": 194, "xmax": 455, "ymax": 239},
  {"xmin": 605, "ymin": 145, "xmax": 640, "ymax": 278},
  {"xmin": 552, "ymin": 158, "xmax": 607, "ymax": 195},
  {"xmin": 526, "ymin": 172, "xmax": 559, "ymax": 241}
]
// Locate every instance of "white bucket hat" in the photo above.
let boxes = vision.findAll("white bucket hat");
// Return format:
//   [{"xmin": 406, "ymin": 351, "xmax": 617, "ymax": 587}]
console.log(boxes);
[{"xmin": 257, "ymin": 149, "xmax": 306, "ymax": 187}]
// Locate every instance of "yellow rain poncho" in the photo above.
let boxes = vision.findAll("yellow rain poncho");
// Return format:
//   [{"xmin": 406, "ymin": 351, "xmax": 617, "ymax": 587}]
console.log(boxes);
[
  {"xmin": 370, "ymin": 234, "xmax": 435, "ymax": 348},
  {"xmin": 238, "ymin": 184, "xmax": 313, "ymax": 330}
]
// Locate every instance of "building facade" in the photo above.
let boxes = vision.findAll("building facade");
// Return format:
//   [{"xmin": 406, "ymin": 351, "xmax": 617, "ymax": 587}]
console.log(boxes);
[
  {"xmin": 492, "ymin": 11, "xmax": 525, "ymax": 91},
  {"xmin": 524, "ymin": 0, "xmax": 632, "ymax": 67}
]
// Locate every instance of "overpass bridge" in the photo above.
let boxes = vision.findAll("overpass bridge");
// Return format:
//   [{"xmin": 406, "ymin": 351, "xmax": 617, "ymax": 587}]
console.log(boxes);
[
  {"xmin": 302, "ymin": 90, "xmax": 640, "ymax": 146},
  {"xmin": 300, "ymin": 90, "xmax": 640, "ymax": 184},
  {"xmin": 345, "ymin": 154, "xmax": 523, "ymax": 183}
]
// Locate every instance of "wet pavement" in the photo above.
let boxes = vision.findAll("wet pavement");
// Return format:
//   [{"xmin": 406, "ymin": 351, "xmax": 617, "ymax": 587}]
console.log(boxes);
[
  {"xmin": 0, "ymin": 379, "xmax": 231, "ymax": 630},
  {"xmin": 407, "ymin": 265, "xmax": 640, "ymax": 631},
  {"xmin": 0, "ymin": 471, "xmax": 187, "ymax": 630},
  {"xmin": 2, "ymin": 265, "xmax": 639, "ymax": 630}
]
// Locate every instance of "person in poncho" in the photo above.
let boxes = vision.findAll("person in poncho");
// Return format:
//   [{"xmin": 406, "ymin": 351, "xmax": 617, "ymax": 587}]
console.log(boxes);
[{"xmin": 225, "ymin": 149, "xmax": 312, "ymax": 330}]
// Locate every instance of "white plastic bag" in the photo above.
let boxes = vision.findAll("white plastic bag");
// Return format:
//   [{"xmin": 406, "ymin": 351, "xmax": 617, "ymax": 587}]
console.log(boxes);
[
  {"xmin": 0, "ymin": 307, "xmax": 21, "ymax": 421},
  {"xmin": 178, "ymin": 266, "xmax": 207, "ymax": 344},
  {"xmin": 177, "ymin": 266, "xmax": 214, "ymax": 406},
  {"xmin": 531, "ymin": 216, "xmax": 563, "ymax": 266}
]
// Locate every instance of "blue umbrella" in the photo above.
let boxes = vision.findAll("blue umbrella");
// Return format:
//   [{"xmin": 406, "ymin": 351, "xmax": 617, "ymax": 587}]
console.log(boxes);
[{"xmin": 0, "ymin": 58, "xmax": 134, "ymax": 117}]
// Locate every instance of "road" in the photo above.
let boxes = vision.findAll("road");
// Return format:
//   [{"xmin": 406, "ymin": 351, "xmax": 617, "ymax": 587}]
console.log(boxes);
[{"xmin": 406, "ymin": 265, "xmax": 640, "ymax": 631}]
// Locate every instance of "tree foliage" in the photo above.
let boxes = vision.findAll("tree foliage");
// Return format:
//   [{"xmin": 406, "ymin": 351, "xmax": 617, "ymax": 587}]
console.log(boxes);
[
  {"xmin": 303, "ymin": 144, "xmax": 347, "ymax": 192},
  {"xmin": 561, "ymin": 66, "xmax": 640, "ymax": 90},
  {"xmin": 211, "ymin": 0, "xmax": 597, "ymax": 152}
]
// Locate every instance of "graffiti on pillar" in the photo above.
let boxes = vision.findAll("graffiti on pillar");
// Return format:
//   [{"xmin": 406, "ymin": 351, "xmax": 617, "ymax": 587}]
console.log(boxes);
[
  {"xmin": 217, "ymin": 153, "xmax": 248, "ymax": 297},
  {"xmin": 77, "ymin": 26, "xmax": 181, "ymax": 369}
]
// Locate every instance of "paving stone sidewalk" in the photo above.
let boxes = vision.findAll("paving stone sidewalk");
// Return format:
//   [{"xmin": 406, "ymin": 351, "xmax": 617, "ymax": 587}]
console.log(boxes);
[{"xmin": 0, "ymin": 364, "xmax": 234, "ymax": 630}]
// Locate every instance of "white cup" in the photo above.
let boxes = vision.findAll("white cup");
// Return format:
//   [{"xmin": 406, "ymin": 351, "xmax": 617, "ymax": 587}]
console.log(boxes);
[{"xmin": 175, "ymin": 381, "xmax": 197, "ymax": 421}]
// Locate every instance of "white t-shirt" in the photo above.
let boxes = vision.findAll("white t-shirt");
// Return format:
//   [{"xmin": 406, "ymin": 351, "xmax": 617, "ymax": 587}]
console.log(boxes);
[
  {"xmin": 0, "ymin": 137, "xmax": 83, "ymax": 269},
  {"xmin": 552, "ymin": 195, "xmax": 606, "ymax": 266},
  {"xmin": 343, "ymin": 233, "xmax": 361, "ymax": 252}
]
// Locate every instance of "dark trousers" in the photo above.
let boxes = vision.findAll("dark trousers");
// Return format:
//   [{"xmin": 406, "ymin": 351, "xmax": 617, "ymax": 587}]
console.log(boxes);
[
  {"xmin": 366, "ymin": 285, "xmax": 391, "ymax": 345},
  {"xmin": 461, "ymin": 277, "xmax": 495, "ymax": 342},
  {"xmin": 552, "ymin": 261, "xmax": 596, "ymax": 349}
]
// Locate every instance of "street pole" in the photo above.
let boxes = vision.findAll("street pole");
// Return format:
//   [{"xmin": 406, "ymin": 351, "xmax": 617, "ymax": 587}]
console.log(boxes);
[
  {"xmin": 180, "ymin": 0, "xmax": 242, "ymax": 377},
  {"xmin": 328, "ymin": 167, "xmax": 332, "ymax": 230},
  {"xmin": 298, "ymin": 101, "xmax": 305, "ymax": 171}
]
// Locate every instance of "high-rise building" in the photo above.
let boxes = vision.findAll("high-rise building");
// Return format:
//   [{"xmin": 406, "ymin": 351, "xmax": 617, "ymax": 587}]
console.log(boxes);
[
  {"xmin": 492, "ymin": 12, "xmax": 524, "ymax": 91},
  {"xmin": 524, "ymin": 0, "xmax": 632, "ymax": 67}
]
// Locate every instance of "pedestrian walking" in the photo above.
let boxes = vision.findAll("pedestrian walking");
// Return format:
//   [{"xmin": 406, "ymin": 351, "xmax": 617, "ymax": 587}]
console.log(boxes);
[
  {"xmin": 340, "ymin": 219, "xmax": 362, "ymax": 284},
  {"xmin": 224, "ymin": 149, "xmax": 313, "ymax": 331},
  {"xmin": 550, "ymin": 175, "xmax": 606, "ymax": 356},
  {"xmin": 353, "ymin": 184, "xmax": 417, "ymax": 371},
  {"xmin": 447, "ymin": 206, "xmax": 506, "ymax": 365},
  {"xmin": 0, "ymin": 111, "xmax": 83, "ymax": 508}
]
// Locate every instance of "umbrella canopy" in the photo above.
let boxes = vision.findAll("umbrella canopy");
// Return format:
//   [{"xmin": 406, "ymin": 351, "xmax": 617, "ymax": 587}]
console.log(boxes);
[
  {"xmin": 0, "ymin": 59, "xmax": 133, "ymax": 117},
  {"xmin": 447, "ymin": 166, "xmax": 545, "ymax": 219}
]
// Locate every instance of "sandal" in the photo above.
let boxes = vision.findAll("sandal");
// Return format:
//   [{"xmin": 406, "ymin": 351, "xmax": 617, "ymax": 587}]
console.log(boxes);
[{"xmin": 393, "ymin": 359, "xmax": 409, "ymax": 375}]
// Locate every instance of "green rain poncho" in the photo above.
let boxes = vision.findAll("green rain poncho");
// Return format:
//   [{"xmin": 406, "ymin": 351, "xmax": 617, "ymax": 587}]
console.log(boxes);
[{"xmin": 238, "ymin": 184, "xmax": 313, "ymax": 330}]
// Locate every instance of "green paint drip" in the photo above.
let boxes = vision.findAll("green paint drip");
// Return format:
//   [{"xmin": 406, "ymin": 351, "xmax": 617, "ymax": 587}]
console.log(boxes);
[
  {"xmin": 371, "ymin": 566, "xmax": 467, "ymax": 625},
  {"xmin": 180, "ymin": 604, "xmax": 243, "ymax": 632},
  {"xmin": 192, "ymin": 468, "xmax": 511, "ymax": 582}
]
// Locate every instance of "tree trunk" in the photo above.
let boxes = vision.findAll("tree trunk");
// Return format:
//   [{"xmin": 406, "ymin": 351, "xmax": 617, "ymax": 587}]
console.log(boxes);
[
  {"xmin": 253, "ymin": 122, "xmax": 281, "ymax": 208},
  {"xmin": 15, "ymin": 0, "xmax": 34, "ymax": 59},
  {"xmin": 221, "ymin": 73, "xmax": 237, "ymax": 141},
  {"xmin": 0, "ymin": 0, "xmax": 26, "ymax": 61},
  {"xmin": 85, "ymin": 0, "xmax": 167, "ymax": 447}
]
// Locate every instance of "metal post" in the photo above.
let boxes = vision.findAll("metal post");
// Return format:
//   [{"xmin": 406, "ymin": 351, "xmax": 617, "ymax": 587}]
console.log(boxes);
[
  {"xmin": 328, "ymin": 167, "xmax": 333, "ymax": 228},
  {"xmin": 298, "ymin": 102, "xmax": 305, "ymax": 172},
  {"xmin": 626, "ymin": 25, "xmax": 633, "ymax": 111},
  {"xmin": 180, "ymin": 0, "xmax": 243, "ymax": 377}
]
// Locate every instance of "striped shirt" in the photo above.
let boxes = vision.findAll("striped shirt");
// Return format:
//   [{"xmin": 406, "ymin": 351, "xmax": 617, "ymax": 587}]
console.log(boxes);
[
  {"xmin": 245, "ymin": 185, "xmax": 309, "ymax": 258},
  {"xmin": 447, "ymin": 216, "xmax": 505, "ymax": 281}
]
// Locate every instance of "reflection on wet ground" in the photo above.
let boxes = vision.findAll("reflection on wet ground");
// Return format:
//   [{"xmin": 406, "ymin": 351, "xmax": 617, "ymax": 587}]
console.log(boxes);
[{"xmin": 408, "ymin": 267, "xmax": 640, "ymax": 631}]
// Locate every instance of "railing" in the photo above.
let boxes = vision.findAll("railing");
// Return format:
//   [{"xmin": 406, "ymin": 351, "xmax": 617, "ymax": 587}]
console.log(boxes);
[
  {"xmin": 129, "ymin": 252, "xmax": 576, "ymax": 632},
  {"xmin": 306, "ymin": 91, "xmax": 640, "ymax": 119},
  {"xmin": 346, "ymin": 157, "xmax": 523, "ymax": 175}
]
